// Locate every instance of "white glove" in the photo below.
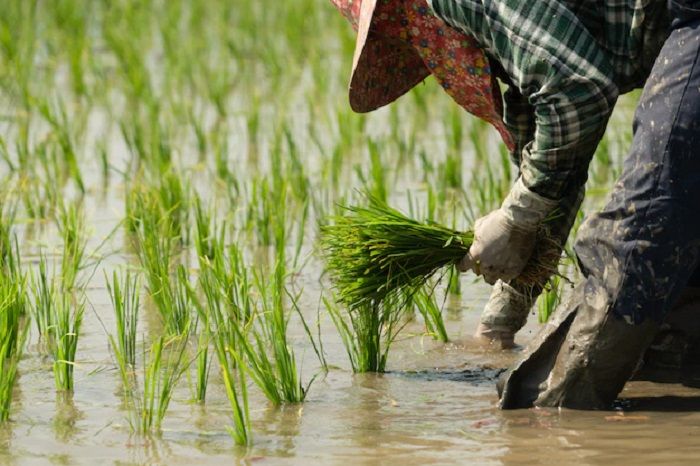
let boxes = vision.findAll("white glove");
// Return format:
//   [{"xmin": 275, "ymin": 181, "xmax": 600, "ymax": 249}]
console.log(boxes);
[{"xmin": 459, "ymin": 177, "xmax": 557, "ymax": 285}]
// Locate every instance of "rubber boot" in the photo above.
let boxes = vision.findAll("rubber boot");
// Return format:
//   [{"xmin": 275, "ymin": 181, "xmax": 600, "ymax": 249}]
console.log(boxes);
[
  {"xmin": 500, "ymin": 10, "xmax": 700, "ymax": 409},
  {"xmin": 633, "ymin": 287, "xmax": 700, "ymax": 385},
  {"xmin": 499, "ymin": 276, "xmax": 659, "ymax": 410}
]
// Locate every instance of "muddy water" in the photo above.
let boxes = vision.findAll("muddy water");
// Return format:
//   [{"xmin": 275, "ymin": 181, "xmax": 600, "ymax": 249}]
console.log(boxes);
[{"xmin": 3, "ymin": 221, "xmax": 700, "ymax": 466}]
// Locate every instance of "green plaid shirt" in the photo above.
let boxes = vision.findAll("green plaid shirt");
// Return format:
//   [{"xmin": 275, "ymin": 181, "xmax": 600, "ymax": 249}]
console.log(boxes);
[{"xmin": 427, "ymin": 0, "xmax": 670, "ymax": 202}]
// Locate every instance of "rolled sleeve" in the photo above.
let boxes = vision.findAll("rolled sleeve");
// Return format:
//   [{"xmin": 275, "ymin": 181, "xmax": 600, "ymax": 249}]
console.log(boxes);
[
  {"xmin": 485, "ymin": 1, "xmax": 619, "ymax": 200},
  {"xmin": 429, "ymin": 0, "xmax": 620, "ymax": 200}
]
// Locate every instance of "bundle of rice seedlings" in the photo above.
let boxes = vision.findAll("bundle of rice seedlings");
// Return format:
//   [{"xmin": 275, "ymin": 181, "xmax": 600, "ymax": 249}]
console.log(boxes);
[
  {"xmin": 321, "ymin": 198, "xmax": 471, "ymax": 310},
  {"xmin": 320, "ymin": 196, "xmax": 558, "ymax": 310}
]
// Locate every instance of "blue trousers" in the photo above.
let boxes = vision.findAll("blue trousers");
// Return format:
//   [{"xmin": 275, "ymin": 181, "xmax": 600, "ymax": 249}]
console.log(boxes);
[{"xmin": 499, "ymin": 1, "xmax": 700, "ymax": 409}]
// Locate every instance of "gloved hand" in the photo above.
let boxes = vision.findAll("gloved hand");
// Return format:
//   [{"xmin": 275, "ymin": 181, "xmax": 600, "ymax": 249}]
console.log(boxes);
[{"xmin": 459, "ymin": 177, "xmax": 557, "ymax": 285}]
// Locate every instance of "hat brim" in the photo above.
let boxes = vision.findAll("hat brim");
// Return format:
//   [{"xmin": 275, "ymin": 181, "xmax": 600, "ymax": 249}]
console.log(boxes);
[{"xmin": 348, "ymin": 0, "xmax": 429, "ymax": 112}]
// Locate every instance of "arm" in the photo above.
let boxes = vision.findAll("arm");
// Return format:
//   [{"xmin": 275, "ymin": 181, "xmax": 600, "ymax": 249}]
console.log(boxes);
[
  {"xmin": 502, "ymin": 83, "xmax": 535, "ymax": 167},
  {"xmin": 481, "ymin": 0, "xmax": 618, "ymax": 200},
  {"xmin": 432, "ymin": 0, "xmax": 618, "ymax": 282}
]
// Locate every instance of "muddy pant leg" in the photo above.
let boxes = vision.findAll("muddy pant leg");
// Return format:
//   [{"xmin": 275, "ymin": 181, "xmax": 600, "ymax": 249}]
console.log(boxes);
[
  {"xmin": 500, "ymin": 12, "xmax": 700, "ymax": 409},
  {"xmin": 479, "ymin": 187, "xmax": 584, "ymax": 337}
]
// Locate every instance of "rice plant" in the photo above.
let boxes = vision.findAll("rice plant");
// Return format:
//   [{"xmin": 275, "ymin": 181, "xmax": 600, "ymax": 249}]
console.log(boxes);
[
  {"xmin": 125, "ymin": 169, "xmax": 190, "ymax": 246},
  {"xmin": 48, "ymin": 291, "xmax": 84, "ymax": 391},
  {"xmin": 35, "ymin": 96, "xmax": 85, "ymax": 193},
  {"xmin": 245, "ymin": 178, "xmax": 275, "ymax": 247},
  {"xmin": 134, "ymin": 211, "xmax": 190, "ymax": 335},
  {"xmin": 195, "ymin": 260, "xmax": 251, "ymax": 445},
  {"xmin": 193, "ymin": 328, "xmax": 211, "ymax": 404},
  {"xmin": 211, "ymin": 327, "xmax": 250, "ymax": 446},
  {"xmin": 193, "ymin": 194, "xmax": 220, "ymax": 262},
  {"xmin": 56, "ymin": 201, "xmax": 88, "ymax": 291},
  {"xmin": 320, "ymin": 196, "xmax": 473, "ymax": 310},
  {"xmin": 321, "ymin": 196, "xmax": 559, "ymax": 311},
  {"xmin": 413, "ymin": 288, "xmax": 449, "ymax": 343},
  {"xmin": 0, "ymin": 325, "xmax": 27, "ymax": 422},
  {"xmin": 0, "ymin": 273, "xmax": 30, "ymax": 422},
  {"xmin": 0, "ymin": 197, "xmax": 18, "ymax": 271},
  {"xmin": 30, "ymin": 254, "xmax": 54, "ymax": 347},
  {"xmin": 106, "ymin": 270, "xmax": 140, "ymax": 374},
  {"xmin": 233, "ymin": 265, "xmax": 312, "ymax": 404},
  {"xmin": 324, "ymin": 292, "xmax": 409, "ymax": 373},
  {"xmin": 122, "ymin": 334, "xmax": 190, "ymax": 435},
  {"xmin": 538, "ymin": 275, "xmax": 563, "ymax": 323}
]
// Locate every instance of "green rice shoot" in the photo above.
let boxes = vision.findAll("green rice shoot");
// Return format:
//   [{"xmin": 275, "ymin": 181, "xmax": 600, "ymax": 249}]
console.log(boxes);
[{"xmin": 321, "ymin": 196, "xmax": 473, "ymax": 310}]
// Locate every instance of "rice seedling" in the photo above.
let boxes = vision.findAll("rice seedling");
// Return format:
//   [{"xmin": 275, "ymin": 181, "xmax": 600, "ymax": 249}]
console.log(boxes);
[
  {"xmin": 123, "ymin": 334, "xmax": 190, "ymax": 435},
  {"xmin": 538, "ymin": 275, "xmax": 563, "ymax": 323},
  {"xmin": 126, "ymin": 168, "xmax": 191, "ymax": 244},
  {"xmin": 193, "ymin": 328, "xmax": 211, "ymax": 404},
  {"xmin": 195, "ymin": 219, "xmax": 321, "ymax": 404},
  {"xmin": 193, "ymin": 195, "xmax": 218, "ymax": 262},
  {"xmin": 133, "ymin": 205, "xmax": 191, "ymax": 335},
  {"xmin": 19, "ymin": 176, "xmax": 55, "ymax": 221},
  {"xmin": 207, "ymin": 315, "xmax": 250, "ymax": 445},
  {"xmin": 0, "ymin": 283, "xmax": 29, "ymax": 422},
  {"xmin": 35, "ymin": 96, "xmax": 85, "ymax": 193},
  {"xmin": 355, "ymin": 139, "xmax": 388, "ymax": 203},
  {"xmin": 0, "ymin": 324, "xmax": 27, "ymax": 422},
  {"xmin": 245, "ymin": 178, "xmax": 275, "ymax": 247},
  {"xmin": 194, "ymin": 258, "xmax": 251, "ymax": 444},
  {"xmin": 283, "ymin": 127, "xmax": 312, "ymax": 206},
  {"xmin": 48, "ymin": 291, "xmax": 84, "ymax": 391},
  {"xmin": 56, "ymin": 201, "xmax": 87, "ymax": 291},
  {"xmin": 320, "ymin": 196, "xmax": 473, "ymax": 311},
  {"xmin": 324, "ymin": 292, "xmax": 409, "ymax": 373},
  {"xmin": 321, "ymin": 196, "xmax": 558, "ymax": 311},
  {"xmin": 106, "ymin": 270, "xmax": 140, "ymax": 373},
  {"xmin": 0, "ymin": 198, "xmax": 18, "ymax": 271},
  {"xmin": 30, "ymin": 254, "xmax": 54, "ymax": 347},
  {"xmin": 412, "ymin": 288, "xmax": 449, "ymax": 343},
  {"xmin": 446, "ymin": 265, "xmax": 461, "ymax": 296},
  {"xmin": 231, "ymin": 263, "xmax": 315, "ymax": 404},
  {"xmin": 0, "ymin": 206, "xmax": 28, "ymax": 421}
]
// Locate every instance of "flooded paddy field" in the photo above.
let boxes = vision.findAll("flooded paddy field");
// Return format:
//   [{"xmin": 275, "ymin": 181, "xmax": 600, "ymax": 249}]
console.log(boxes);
[{"xmin": 0, "ymin": 1, "xmax": 697, "ymax": 465}]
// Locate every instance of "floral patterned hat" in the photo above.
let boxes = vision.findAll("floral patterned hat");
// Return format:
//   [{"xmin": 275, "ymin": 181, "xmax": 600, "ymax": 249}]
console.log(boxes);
[{"xmin": 331, "ymin": 0, "xmax": 514, "ymax": 149}]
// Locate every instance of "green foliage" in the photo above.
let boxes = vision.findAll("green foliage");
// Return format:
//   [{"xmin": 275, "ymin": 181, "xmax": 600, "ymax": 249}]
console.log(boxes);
[
  {"xmin": 413, "ymin": 288, "xmax": 449, "ymax": 343},
  {"xmin": 48, "ymin": 291, "xmax": 84, "ymax": 391},
  {"xmin": 106, "ymin": 270, "xmax": 140, "ymax": 373},
  {"xmin": 119, "ymin": 334, "xmax": 190, "ymax": 435},
  {"xmin": 0, "ymin": 271, "xmax": 29, "ymax": 422},
  {"xmin": 56, "ymin": 201, "xmax": 87, "ymax": 291},
  {"xmin": 325, "ymin": 293, "xmax": 409, "ymax": 373},
  {"xmin": 321, "ymin": 196, "xmax": 473, "ymax": 310},
  {"xmin": 538, "ymin": 275, "xmax": 563, "ymax": 323}
]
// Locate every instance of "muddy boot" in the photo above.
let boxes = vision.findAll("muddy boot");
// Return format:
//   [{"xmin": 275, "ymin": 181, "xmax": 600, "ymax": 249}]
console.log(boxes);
[
  {"xmin": 476, "ymin": 281, "xmax": 532, "ymax": 349},
  {"xmin": 499, "ymin": 276, "xmax": 659, "ymax": 409},
  {"xmin": 633, "ymin": 287, "xmax": 700, "ymax": 385},
  {"xmin": 501, "ymin": 10, "xmax": 700, "ymax": 408}
]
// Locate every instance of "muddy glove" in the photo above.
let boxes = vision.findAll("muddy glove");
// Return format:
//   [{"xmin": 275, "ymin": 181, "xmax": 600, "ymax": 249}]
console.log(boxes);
[{"xmin": 459, "ymin": 177, "xmax": 557, "ymax": 285}]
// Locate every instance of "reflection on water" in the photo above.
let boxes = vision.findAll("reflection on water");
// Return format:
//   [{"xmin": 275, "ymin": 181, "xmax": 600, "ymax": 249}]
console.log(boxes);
[
  {"xmin": 7, "ymin": 296, "xmax": 700, "ymax": 464},
  {"xmin": 0, "ymin": 423, "xmax": 13, "ymax": 465},
  {"xmin": 53, "ymin": 392, "xmax": 84, "ymax": 443}
]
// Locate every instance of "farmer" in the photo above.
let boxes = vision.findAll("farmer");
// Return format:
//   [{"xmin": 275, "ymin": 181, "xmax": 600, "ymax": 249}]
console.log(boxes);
[
  {"xmin": 329, "ymin": 0, "xmax": 670, "ymax": 348},
  {"xmin": 497, "ymin": 1, "xmax": 700, "ymax": 408},
  {"xmin": 333, "ymin": 0, "xmax": 700, "ymax": 408}
]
